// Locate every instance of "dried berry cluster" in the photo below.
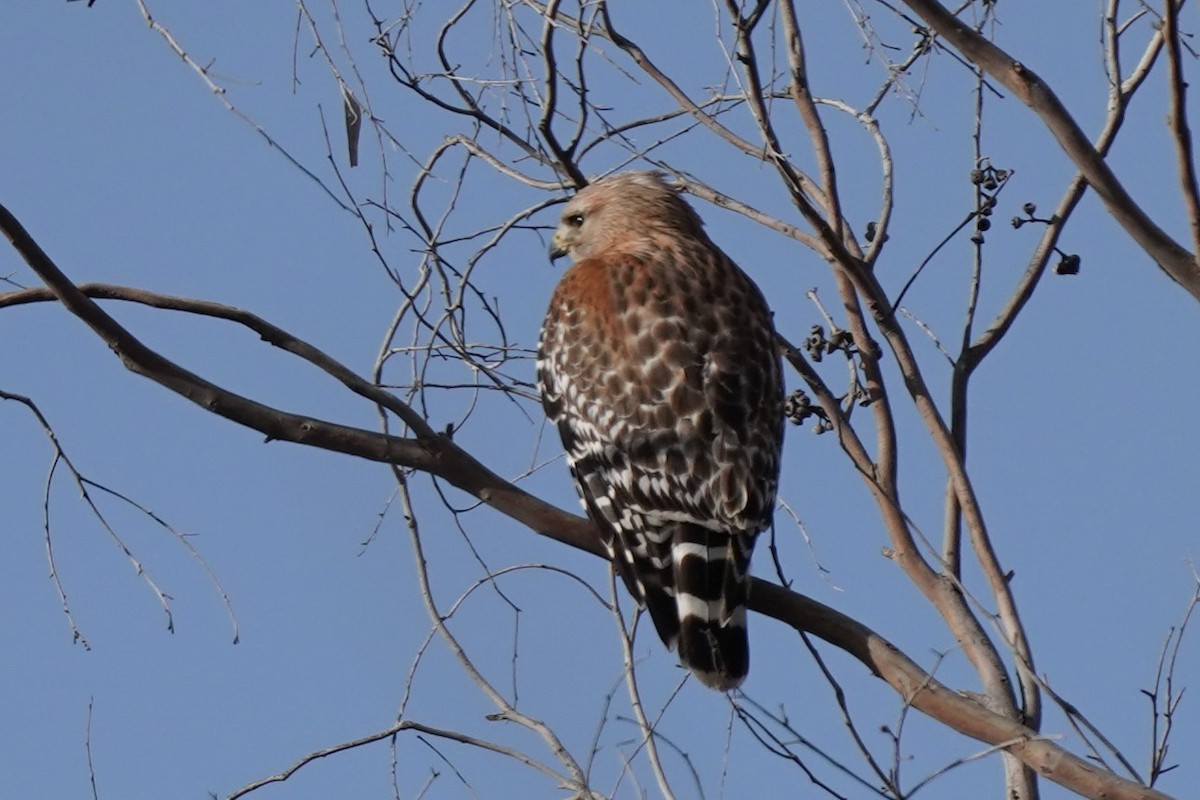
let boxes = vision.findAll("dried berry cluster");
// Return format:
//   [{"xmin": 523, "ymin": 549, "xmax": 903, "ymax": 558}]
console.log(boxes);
[
  {"xmin": 1011, "ymin": 202, "xmax": 1082, "ymax": 275},
  {"xmin": 969, "ymin": 162, "xmax": 1011, "ymax": 245},
  {"xmin": 784, "ymin": 389, "xmax": 830, "ymax": 432}
]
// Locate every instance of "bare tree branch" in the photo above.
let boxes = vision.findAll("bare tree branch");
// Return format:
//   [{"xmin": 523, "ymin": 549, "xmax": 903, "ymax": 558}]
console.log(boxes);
[
  {"xmin": 0, "ymin": 198, "xmax": 1176, "ymax": 800},
  {"xmin": 1162, "ymin": 0, "xmax": 1200, "ymax": 257},
  {"xmin": 898, "ymin": 0, "xmax": 1200, "ymax": 299}
]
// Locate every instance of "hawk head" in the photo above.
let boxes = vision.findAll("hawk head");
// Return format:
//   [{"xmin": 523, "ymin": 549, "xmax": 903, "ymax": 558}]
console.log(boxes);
[{"xmin": 548, "ymin": 171, "xmax": 705, "ymax": 263}]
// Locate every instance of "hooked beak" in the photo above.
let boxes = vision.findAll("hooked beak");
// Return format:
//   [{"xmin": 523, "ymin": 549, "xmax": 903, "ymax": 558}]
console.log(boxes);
[{"xmin": 548, "ymin": 230, "xmax": 568, "ymax": 262}]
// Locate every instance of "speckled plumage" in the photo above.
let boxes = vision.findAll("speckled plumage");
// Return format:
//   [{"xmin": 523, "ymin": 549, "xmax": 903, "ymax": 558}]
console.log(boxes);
[{"xmin": 537, "ymin": 171, "xmax": 784, "ymax": 690}]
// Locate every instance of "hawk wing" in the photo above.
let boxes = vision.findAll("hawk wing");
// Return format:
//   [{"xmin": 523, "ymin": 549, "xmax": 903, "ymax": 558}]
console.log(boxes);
[{"xmin": 538, "ymin": 243, "xmax": 783, "ymax": 690}]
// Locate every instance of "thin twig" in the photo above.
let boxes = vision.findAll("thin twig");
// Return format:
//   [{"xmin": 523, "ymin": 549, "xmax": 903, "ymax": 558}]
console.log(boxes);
[{"xmin": 85, "ymin": 697, "xmax": 100, "ymax": 800}]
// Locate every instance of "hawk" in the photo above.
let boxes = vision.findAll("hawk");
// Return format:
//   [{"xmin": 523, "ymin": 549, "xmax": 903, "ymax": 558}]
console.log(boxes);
[{"xmin": 537, "ymin": 171, "xmax": 784, "ymax": 690}]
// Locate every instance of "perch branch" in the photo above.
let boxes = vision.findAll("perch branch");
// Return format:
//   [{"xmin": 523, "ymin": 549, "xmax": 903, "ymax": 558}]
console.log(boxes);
[{"xmin": 0, "ymin": 200, "xmax": 1174, "ymax": 800}]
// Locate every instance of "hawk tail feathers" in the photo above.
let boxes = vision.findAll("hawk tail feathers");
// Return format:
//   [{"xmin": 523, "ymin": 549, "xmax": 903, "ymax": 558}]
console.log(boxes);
[{"xmin": 671, "ymin": 523, "xmax": 752, "ymax": 691}]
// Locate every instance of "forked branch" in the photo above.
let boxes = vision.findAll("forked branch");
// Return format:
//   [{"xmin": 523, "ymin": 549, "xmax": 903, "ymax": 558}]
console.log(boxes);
[
  {"xmin": 0, "ymin": 201, "xmax": 1174, "ymax": 800},
  {"xmin": 898, "ymin": 0, "xmax": 1200, "ymax": 299}
]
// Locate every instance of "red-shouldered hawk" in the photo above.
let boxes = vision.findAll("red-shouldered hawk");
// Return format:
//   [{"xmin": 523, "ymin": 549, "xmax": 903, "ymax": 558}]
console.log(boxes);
[{"xmin": 537, "ymin": 171, "xmax": 784, "ymax": 690}]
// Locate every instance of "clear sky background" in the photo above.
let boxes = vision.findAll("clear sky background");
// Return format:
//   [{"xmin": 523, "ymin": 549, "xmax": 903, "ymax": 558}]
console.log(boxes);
[{"xmin": 1, "ymin": 2, "xmax": 1198, "ymax": 799}]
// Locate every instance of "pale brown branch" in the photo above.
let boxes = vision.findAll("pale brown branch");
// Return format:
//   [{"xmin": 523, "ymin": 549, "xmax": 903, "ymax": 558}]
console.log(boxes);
[
  {"xmin": 718, "ymin": 14, "xmax": 913, "ymax": 636},
  {"xmin": 783, "ymin": 308, "xmax": 1035, "ymax": 788},
  {"xmin": 1038, "ymin": 677, "xmax": 1144, "ymax": 783},
  {"xmin": 968, "ymin": 9, "xmax": 1169, "ymax": 368},
  {"xmin": 393, "ymin": 473, "xmax": 598, "ymax": 796},
  {"xmin": 1162, "ymin": 0, "xmax": 1200, "ymax": 256},
  {"xmin": 757, "ymin": 583, "xmax": 1174, "ymax": 800},
  {"xmin": 824, "ymin": 244, "xmax": 1040, "ymax": 777},
  {"xmin": 943, "ymin": 30, "xmax": 1177, "ymax": 721},
  {"xmin": 720, "ymin": 0, "xmax": 834, "ymax": 250},
  {"xmin": 0, "ymin": 201, "xmax": 1175, "ymax": 800},
  {"xmin": 899, "ymin": 0, "xmax": 1200, "ymax": 300},
  {"xmin": 598, "ymin": 1, "xmax": 772, "ymax": 162},
  {"xmin": 611, "ymin": 574, "xmax": 676, "ymax": 800},
  {"xmin": 673, "ymin": 174, "xmax": 823, "ymax": 250},
  {"xmin": 778, "ymin": 0, "xmax": 849, "ymax": 247},
  {"xmin": 1103, "ymin": 0, "xmax": 1123, "ymax": 98},
  {"xmin": 811, "ymin": 98, "xmax": 895, "ymax": 269}
]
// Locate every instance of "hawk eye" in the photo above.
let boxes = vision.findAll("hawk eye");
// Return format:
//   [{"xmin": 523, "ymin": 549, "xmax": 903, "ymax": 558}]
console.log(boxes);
[{"xmin": 565, "ymin": 213, "xmax": 584, "ymax": 228}]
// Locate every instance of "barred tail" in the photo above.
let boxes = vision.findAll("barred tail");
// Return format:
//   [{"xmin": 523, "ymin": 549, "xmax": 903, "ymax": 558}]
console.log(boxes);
[{"xmin": 671, "ymin": 523, "xmax": 752, "ymax": 691}]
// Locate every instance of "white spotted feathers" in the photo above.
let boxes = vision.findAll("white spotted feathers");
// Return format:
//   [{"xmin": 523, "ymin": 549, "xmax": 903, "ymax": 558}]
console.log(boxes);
[{"xmin": 537, "ymin": 171, "xmax": 784, "ymax": 690}]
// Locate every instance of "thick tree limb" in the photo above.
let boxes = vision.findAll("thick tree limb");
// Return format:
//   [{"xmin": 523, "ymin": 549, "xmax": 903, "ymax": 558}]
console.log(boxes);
[
  {"xmin": 899, "ymin": 0, "xmax": 1200, "ymax": 301},
  {"xmin": 0, "ymin": 202, "xmax": 1174, "ymax": 800}
]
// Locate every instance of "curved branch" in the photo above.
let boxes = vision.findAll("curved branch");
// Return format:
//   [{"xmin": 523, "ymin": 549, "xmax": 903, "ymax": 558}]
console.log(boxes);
[
  {"xmin": 535, "ymin": 0, "xmax": 588, "ymax": 186},
  {"xmin": 967, "ymin": 14, "xmax": 1167, "ymax": 369},
  {"xmin": 755, "ymin": 582, "xmax": 1173, "ymax": 800},
  {"xmin": 226, "ymin": 717, "xmax": 571, "ymax": 800},
  {"xmin": 898, "ymin": 0, "xmax": 1200, "ymax": 300},
  {"xmin": 778, "ymin": 0, "xmax": 848, "ymax": 245},
  {"xmin": 0, "ymin": 283, "xmax": 436, "ymax": 437},
  {"xmin": 599, "ymin": 1, "xmax": 773, "ymax": 162},
  {"xmin": 0, "ymin": 201, "xmax": 1175, "ymax": 800},
  {"xmin": 1162, "ymin": 0, "xmax": 1200, "ymax": 257}
]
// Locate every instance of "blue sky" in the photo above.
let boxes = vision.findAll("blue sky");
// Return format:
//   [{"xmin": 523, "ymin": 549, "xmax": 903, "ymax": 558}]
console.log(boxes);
[{"xmin": 2, "ymin": 2, "xmax": 1198, "ymax": 799}]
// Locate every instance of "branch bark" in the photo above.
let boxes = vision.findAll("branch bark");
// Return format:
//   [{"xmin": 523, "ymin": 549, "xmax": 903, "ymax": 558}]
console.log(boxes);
[
  {"xmin": 1162, "ymin": 0, "xmax": 1200, "ymax": 257},
  {"xmin": 0, "ymin": 201, "xmax": 1175, "ymax": 800},
  {"xmin": 899, "ymin": 0, "xmax": 1200, "ymax": 300}
]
